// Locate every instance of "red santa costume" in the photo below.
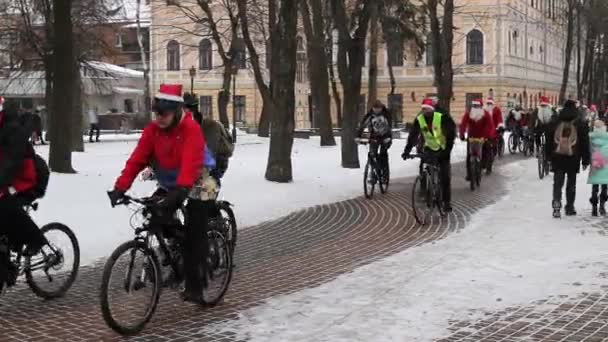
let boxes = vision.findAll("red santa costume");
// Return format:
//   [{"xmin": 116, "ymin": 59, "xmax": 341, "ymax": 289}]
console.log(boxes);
[
  {"xmin": 460, "ymin": 100, "xmax": 495, "ymax": 140},
  {"xmin": 485, "ymin": 98, "xmax": 503, "ymax": 136}
]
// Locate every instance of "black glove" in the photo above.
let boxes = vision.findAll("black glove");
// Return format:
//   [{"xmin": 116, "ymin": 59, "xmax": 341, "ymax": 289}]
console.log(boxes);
[
  {"xmin": 156, "ymin": 187, "xmax": 189, "ymax": 213},
  {"xmin": 107, "ymin": 189, "xmax": 126, "ymax": 207},
  {"xmin": 401, "ymin": 150, "xmax": 410, "ymax": 160}
]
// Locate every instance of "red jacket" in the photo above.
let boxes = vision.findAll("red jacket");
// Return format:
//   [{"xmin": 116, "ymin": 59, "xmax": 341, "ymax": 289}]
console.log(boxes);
[
  {"xmin": 115, "ymin": 113, "xmax": 205, "ymax": 191},
  {"xmin": 0, "ymin": 110, "xmax": 37, "ymax": 196},
  {"xmin": 460, "ymin": 110, "xmax": 494, "ymax": 140},
  {"xmin": 491, "ymin": 107, "xmax": 503, "ymax": 129}
]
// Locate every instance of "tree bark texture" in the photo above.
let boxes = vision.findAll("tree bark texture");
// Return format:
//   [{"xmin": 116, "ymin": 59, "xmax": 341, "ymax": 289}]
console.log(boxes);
[
  {"xmin": 560, "ymin": 0, "xmax": 575, "ymax": 103},
  {"xmin": 367, "ymin": 0, "xmax": 379, "ymax": 109}
]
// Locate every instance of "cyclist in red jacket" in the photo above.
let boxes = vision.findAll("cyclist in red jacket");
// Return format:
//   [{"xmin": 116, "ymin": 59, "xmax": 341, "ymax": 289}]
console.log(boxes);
[
  {"xmin": 108, "ymin": 84, "xmax": 208, "ymax": 304},
  {"xmin": 460, "ymin": 99, "xmax": 495, "ymax": 178}
]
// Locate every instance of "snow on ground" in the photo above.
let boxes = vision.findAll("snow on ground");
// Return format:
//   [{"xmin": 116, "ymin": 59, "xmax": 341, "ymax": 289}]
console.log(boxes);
[
  {"xmin": 202, "ymin": 158, "xmax": 608, "ymax": 342},
  {"xmin": 31, "ymin": 133, "xmax": 467, "ymax": 266}
]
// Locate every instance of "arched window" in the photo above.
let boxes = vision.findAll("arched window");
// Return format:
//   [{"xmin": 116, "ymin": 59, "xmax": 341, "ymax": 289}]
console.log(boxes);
[
  {"xmin": 167, "ymin": 40, "xmax": 180, "ymax": 71},
  {"xmin": 199, "ymin": 39, "xmax": 212, "ymax": 70},
  {"xmin": 466, "ymin": 29, "xmax": 483, "ymax": 65},
  {"xmin": 425, "ymin": 33, "xmax": 434, "ymax": 66}
]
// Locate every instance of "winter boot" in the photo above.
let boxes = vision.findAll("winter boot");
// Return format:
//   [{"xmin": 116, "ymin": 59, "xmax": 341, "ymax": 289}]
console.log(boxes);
[
  {"xmin": 552, "ymin": 200, "xmax": 562, "ymax": 218},
  {"xmin": 565, "ymin": 205, "xmax": 577, "ymax": 216}
]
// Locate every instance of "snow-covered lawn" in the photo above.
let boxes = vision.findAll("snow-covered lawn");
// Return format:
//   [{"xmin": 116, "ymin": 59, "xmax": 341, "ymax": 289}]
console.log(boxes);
[
  {"xmin": 202, "ymin": 158, "xmax": 608, "ymax": 342},
  {"xmin": 31, "ymin": 133, "xmax": 467, "ymax": 266}
]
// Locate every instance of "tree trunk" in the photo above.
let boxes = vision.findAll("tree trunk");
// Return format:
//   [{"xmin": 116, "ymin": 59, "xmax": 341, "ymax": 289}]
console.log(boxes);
[
  {"xmin": 576, "ymin": 6, "xmax": 582, "ymax": 100},
  {"xmin": 217, "ymin": 61, "xmax": 233, "ymax": 129},
  {"xmin": 367, "ymin": 0, "xmax": 379, "ymax": 109},
  {"xmin": 428, "ymin": 0, "xmax": 454, "ymax": 112},
  {"xmin": 49, "ymin": 0, "xmax": 75, "ymax": 173},
  {"xmin": 265, "ymin": 0, "xmax": 298, "ymax": 182},
  {"xmin": 43, "ymin": 62, "xmax": 53, "ymax": 142},
  {"xmin": 301, "ymin": 0, "xmax": 335, "ymax": 146},
  {"xmin": 236, "ymin": 0, "xmax": 273, "ymax": 137},
  {"xmin": 387, "ymin": 57, "xmax": 396, "ymax": 95},
  {"xmin": 331, "ymin": 0, "xmax": 371, "ymax": 168},
  {"xmin": 560, "ymin": 0, "xmax": 575, "ymax": 103}
]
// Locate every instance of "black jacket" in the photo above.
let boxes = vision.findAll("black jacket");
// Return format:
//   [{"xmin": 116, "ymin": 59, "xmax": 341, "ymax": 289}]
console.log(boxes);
[
  {"xmin": 404, "ymin": 112, "xmax": 456, "ymax": 158},
  {"xmin": 545, "ymin": 106, "xmax": 590, "ymax": 174},
  {"xmin": 0, "ymin": 107, "xmax": 34, "ymax": 190},
  {"xmin": 357, "ymin": 107, "xmax": 393, "ymax": 139}
]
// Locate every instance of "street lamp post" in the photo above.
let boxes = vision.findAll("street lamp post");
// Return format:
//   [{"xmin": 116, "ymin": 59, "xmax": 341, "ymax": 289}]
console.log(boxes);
[{"xmin": 189, "ymin": 66, "xmax": 196, "ymax": 95}]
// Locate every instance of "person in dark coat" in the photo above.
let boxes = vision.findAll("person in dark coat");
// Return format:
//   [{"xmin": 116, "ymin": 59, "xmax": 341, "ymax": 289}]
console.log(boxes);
[
  {"xmin": 356, "ymin": 100, "xmax": 393, "ymax": 174},
  {"xmin": 31, "ymin": 110, "xmax": 44, "ymax": 145},
  {"xmin": 545, "ymin": 99, "xmax": 591, "ymax": 218}
]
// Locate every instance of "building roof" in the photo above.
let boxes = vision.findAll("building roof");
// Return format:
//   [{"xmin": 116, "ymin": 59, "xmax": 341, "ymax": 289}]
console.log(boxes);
[{"xmin": 85, "ymin": 61, "xmax": 144, "ymax": 78}]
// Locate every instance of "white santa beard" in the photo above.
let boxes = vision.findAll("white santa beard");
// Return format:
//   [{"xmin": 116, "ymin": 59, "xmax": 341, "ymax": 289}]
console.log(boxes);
[
  {"xmin": 539, "ymin": 107, "xmax": 552, "ymax": 122},
  {"xmin": 470, "ymin": 108, "xmax": 484, "ymax": 121},
  {"xmin": 485, "ymin": 105, "xmax": 494, "ymax": 112}
]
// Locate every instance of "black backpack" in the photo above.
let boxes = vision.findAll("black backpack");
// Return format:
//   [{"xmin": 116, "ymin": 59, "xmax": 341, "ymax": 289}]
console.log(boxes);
[{"xmin": 32, "ymin": 154, "xmax": 50, "ymax": 199}]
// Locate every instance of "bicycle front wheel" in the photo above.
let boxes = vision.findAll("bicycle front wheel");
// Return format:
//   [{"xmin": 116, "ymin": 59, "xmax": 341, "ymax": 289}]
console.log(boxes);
[
  {"xmin": 537, "ymin": 152, "xmax": 545, "ymax": 179},
  {"xmin": 25, "ymin": 223, "xmax": 80, "ymax": 299},
  {"xmin": 412, "ymin": 175, "xmax": 433, "ymax": 225},
  {"xmin": 498, "ymin": 137, "xmax": 505, "ymax": 158},
  {"xmin": 100, "ymin": 240, "xmax": 162, "ymax": 336},
  {"xmin": 216, "ymin": 201, "xmax": 237, "ymax": 256},
  {"xmin": 202, "ymin": 229, "xmax": 233, "ymax": 306},
  {"xmin": 508, "ymin": 134, "xmax": 516, "ymax": 154},
  {"xmin": 379, "ymin": 164, "xmax": 389, "ymax": 194},
  {"xmin": 363, "ymin": 161, "xmax": 375, "ymax": 199}
]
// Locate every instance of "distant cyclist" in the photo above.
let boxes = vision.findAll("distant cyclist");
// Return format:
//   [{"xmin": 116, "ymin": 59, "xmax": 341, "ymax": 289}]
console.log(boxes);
[
  {"xmin": 530, "ymin": 96, "xmax": 556, "ymax": 155},
  {"xmin": 460, "ymin": 99, "xmax": 495, "ymax": 178},
  {"xmin": 356, "ymin": 100, "xmax": 393, "ymax": 174}
]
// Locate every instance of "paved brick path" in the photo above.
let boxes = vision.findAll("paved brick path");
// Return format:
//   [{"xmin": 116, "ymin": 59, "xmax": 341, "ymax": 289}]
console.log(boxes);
[{"xmin": 0, "ymin": 156, "xmax": 543, "ymax": 342}]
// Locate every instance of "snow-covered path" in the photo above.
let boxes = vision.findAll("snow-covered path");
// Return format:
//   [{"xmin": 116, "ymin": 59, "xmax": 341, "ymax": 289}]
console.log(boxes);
[
  {"xmin": 32, "ymin": 134, "xmax": 468, "ymax": 266},
  {"xmin": 202, "ymin": 158, "xmax": 608, "ymax": 342}
]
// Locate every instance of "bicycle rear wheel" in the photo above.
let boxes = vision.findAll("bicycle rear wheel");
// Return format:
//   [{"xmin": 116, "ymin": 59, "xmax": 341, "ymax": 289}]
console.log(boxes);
[
  {"xmin": 475, "ymin": 158, "xmax": 482, "ymax": 187},
  {"xmin": 100, "ymin": 240, "xmax": 162, "ymax": 336},
  {"xmin": 469, "ymin": 159, "xmax": 477, "ymax": 191},
  {"xmin": 412, "ymin": 175, "xmax": 433, "ymax": 225},
  {"xmin": 25, "ymin": 223, "xmax": 80, "ymax": 299},
  {"xmin": 202, "ymin": 229, "xmax": 233, "ymax": 306},
  {"xmin": 216, "ymin": 201, "xmax": 237, "ymax": 257},
  {"xmin": 363, "ymin": 161, "xmax": 375, "ymax": 199}
]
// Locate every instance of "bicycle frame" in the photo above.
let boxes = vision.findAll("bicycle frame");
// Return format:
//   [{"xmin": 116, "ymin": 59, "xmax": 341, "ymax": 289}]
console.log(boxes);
[{"xmin": 468, "ymin": 138, "xmax": 486, "ymax": 159}]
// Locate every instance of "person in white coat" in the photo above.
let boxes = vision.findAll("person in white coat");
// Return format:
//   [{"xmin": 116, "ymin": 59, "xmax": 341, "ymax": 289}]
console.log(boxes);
[{"xmin": 88, "ymin": 107, "xmax": 100, "ymax": 142}]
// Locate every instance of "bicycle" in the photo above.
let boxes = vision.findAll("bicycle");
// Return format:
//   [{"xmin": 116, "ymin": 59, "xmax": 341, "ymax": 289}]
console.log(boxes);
[
  {"xmin": 406, "ymin": 153, "xmax": 445, "ymax": 225},
  {"xmin": 468, "ymin": 137, "xmax": 485, "ymax": 191},
  {"xmin": 358, "ymin": 138, "xmax": 390, "ymax": 199},
  {"xmin": 0, "ymin": 201, "xmax": 80, "ymax": 299},
  {"xmin": 495, "ymin": 131, "xmax": 505, "ymax": 159},
  {"xmin": 536, "ymin": 132, "xmax": 550, "ymax": 179},
  {"xmin": 521, "ymin": 127, "xmax": 534, "ymax": 157},
  {"xmin": 100, "ymin": 194, "xmax": 233, "ymax": 335}
]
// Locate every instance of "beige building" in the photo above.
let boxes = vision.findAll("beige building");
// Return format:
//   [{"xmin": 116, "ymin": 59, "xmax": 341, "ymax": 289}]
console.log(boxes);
[{"xmin": 150, "ymin": 0, "xmax": 578, "ymax": 128}]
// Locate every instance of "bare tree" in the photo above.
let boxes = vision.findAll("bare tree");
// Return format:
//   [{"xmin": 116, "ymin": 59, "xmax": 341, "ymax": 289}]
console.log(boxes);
[
  {"xmin": 136, "ymin": 0, "xmax": 151, "ymax": 115},
  {"xmin": 428, "ymin": 0, "xmax": 455, "ymax": 112},
  {"xmin": 300, "ymin": 0, "xmax": 336, "ymax": 146},
  {"xmin": 559, "ymin": 0, "xmax": 576, "ymax": 103},
  {"xmin": 331, "ymin": 0, "xmax": 372, "ymax": 169}
]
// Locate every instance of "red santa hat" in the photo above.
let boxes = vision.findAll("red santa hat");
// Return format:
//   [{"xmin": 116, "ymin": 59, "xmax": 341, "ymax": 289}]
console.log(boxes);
[
  {"xmin": 486, "ymin": 98, "xmax": 495, "ymax": 105},
  {"xmin": 539, "ymin": 96, "xmax": 549, "ymax": 106},
  {"xmin": 155, "ymin": 84, "xmax": 184, "ymax": 103},
  {"xmin": 471, "ymin": 99, "xmax": 483, "ymax": 107},
  {"xmin": 421, "ymin": 98, "xmax": 435, "ymax": 110}
]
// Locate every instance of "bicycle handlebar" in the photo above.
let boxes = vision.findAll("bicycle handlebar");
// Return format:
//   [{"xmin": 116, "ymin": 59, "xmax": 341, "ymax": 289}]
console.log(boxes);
[{"xmin": 108, "ymin": 192, "xmax": 154, "ymax": 208}]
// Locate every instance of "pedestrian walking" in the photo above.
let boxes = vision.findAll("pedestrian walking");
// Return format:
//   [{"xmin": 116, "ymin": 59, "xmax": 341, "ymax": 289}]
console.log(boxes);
[
  {"xmin": 88, "ymin": 107, "xmax": 100, "ymax": 142},
  {"xmin": 588, "ymin": 119, "xmax": 608, "ymax": 216},
  {"xmin": 546, "ymin": 99, "xmax": 591, "ymax": 218}
]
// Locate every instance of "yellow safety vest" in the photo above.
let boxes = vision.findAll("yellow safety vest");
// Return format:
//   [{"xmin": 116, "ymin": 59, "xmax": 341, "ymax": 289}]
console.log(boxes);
[{"xmin": 417, "ymin": 112, "xmax": 446, "ymax": 151}]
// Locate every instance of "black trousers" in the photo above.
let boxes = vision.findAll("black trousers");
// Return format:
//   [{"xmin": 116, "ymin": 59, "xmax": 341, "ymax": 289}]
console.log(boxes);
[
  {"xmin": 553, "ymin": 170, "xmax": 577, "ymax": 208},
  {"xmin": 0, "ymin": 196, "xmax": 46, "ymax": 253},
  {"xmin": 183, "ymin": 199, "xmax": 210, "ymax": 294},
  {"xmin": 89, "ymin": 123, "xmax": 100, "ymax": 142},
  {"xmin": 370, "ymin": 142, "xmax": 390, "ymax": 172},
  {"xmin": 590, "ymin": 185, "xmax": 608, "ymax": 205}
]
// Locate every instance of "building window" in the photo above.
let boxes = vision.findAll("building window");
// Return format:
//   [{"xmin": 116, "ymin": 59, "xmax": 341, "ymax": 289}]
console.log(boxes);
[
  {"xmin": 167, "ymin": 40, "xmax": 180, "ymax": 71},
  {"xmin": 199, "ymin": 39, "xmax": 212, "ymax": 70},
  {"xmin": 466, "ymin": 29, "xmax": 484, "ymax": 65},
  {"xmin": 387, "ymin": 94, "xmax": 403, "ymax": 124},
  {"xmin": 296, "ymin": 36, "xmax": 307, "ymax": 83},
  {"xmin": 233, "ymin": 38, "xmax": 246, "ymax": 69},
  {"xmin": 465, "ymin": 93, "xmax": 483, "ymax": 111},
  {"xmin": 115, "ymin": 33, "xmax": 123, "ymax": 47},
  {"xmin": 387, "ymin": 38, "xmax": 404, "ymax": 67},
  {"xmin": 124, "ymin": 99, "xmax": 134, "ymax": 113},
  {"xmin": 200, "ymin": 96, "xmax": 212, "ymax": 118},
  {"xmin": 235, "ymin": 95, "xmax": 246, "ymax": 122}
]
